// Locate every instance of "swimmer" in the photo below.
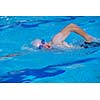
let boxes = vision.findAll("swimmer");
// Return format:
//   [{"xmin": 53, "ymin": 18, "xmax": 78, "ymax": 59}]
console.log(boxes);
[
  {"xmin": 32, "ymin": 23, "xmax": 94, "ymax": 49},
  {"xmin": 0, "ymin": 23, "xmax": 98, "ymax": 59}
]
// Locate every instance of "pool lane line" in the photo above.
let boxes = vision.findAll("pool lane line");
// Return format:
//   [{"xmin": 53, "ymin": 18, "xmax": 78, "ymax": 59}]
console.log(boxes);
[{"xmin": 0, "ymin": 51, "xmax": 30, "ymax": 60}]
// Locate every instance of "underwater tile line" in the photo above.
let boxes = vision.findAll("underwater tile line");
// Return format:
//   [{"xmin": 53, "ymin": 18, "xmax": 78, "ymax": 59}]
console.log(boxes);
[{"xmin": 0, "ymin": 57, "xmax": 99, "ymax": 83}]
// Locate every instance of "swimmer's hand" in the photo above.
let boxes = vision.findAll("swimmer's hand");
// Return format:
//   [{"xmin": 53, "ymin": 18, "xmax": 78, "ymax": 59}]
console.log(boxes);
[
  {"xmin": 85, "ymin": 35, "xmax": 95, "ymax": 43},
  {"xmin": 62, "ymin": 41, "xmax": 73, "ymax": 48}
]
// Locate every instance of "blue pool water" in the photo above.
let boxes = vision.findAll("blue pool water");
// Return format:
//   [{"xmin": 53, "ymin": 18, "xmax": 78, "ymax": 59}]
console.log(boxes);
[{"xmin": 0, "ymin": 16, "xmax": 100, "ymax": 83}]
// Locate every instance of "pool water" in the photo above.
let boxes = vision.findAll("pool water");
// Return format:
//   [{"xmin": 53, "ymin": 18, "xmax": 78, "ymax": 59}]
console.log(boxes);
[{"xmin": 0, "ymin": 16, "xmax": 100, "ymax": 83}]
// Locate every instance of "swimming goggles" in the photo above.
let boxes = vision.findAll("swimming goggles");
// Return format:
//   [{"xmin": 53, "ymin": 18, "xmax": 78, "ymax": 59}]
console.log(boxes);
[{"xmin": 38, "ymin": 39, "xmax": 45, "ymax": 49}]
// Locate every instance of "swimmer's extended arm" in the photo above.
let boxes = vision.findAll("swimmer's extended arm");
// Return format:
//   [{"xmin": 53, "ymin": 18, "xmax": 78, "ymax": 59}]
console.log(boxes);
[
  {"xmin": 52, "ymin": 23, "xmax": 93, "ymax": 43},
  {"xmin": 60, "ymin": 23, "xmax": 93, "ymax": 42}
]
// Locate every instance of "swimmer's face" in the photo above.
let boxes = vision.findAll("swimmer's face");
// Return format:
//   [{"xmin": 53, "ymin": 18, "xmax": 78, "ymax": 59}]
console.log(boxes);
[
  {"xmin": 32, "ymin": 39, "xmax": 51, "ymax": 49},
  {"xmin": 43, "ymin": 43, "xmax": 51, "ymax": 49},
  {"xmin": 38, "ymin": 40, "xmax": 51, "ymax": 49}
]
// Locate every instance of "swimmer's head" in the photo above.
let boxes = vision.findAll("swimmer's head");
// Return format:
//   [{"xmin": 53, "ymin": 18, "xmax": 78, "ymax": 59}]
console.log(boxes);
[
  {"xmin": 32, "ymin": 39, "xmax": 51, "ymax": 49},
  {"xmin": 31, "ymin": 39, "xmax": 46, "ymax": 49}
]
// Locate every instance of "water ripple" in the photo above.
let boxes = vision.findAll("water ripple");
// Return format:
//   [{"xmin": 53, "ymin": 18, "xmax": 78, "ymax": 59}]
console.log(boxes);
[{"xmin": 0, "ymin": 16, "xmax": 79, "ymax": 31}]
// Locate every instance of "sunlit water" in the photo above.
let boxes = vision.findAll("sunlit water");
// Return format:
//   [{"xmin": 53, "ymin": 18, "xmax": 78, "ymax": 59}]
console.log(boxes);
[{"xmin": 0, "ymin": 16, "xmax": 100, "ymax": 83}]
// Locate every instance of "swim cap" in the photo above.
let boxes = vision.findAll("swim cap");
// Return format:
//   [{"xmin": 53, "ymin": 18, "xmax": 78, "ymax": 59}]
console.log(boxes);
[{"xmin": 31, "ymin": 39, "xmax": 42, "ymax": 48}]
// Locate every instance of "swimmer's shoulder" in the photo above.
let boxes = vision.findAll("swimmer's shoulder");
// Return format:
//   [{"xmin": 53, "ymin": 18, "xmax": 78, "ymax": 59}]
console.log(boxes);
[{"xmin": 48, "ymin": 41, "xmax": 53, "ymax": 45}]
